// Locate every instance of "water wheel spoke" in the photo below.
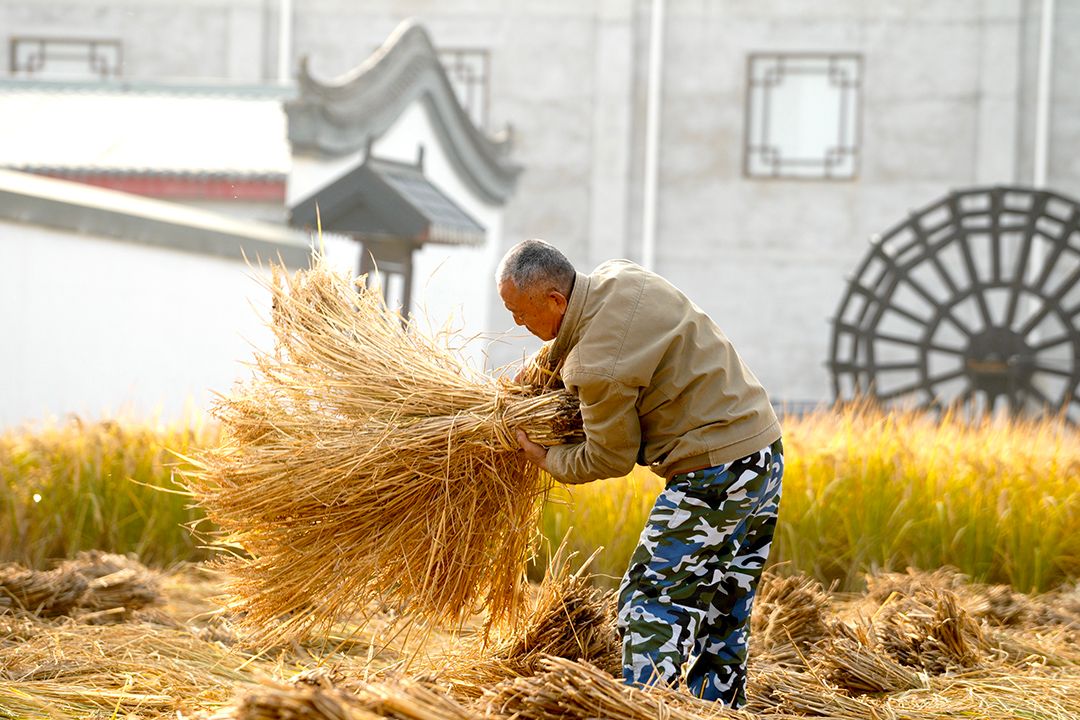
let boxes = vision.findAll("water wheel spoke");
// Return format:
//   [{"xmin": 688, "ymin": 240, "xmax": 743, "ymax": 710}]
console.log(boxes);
[
  {"xmin": 1029, "ymin": 334, "xmax": 1075, "ymax": 353},
  {"xmin": 960, "ymin": 257, "xmax": 994, "ymax": 329},
  {"xmin": 1024, "ymin": 383, "xmax": 1056, "ymax": 409},
  {"xmin": 1020, "ymin": 262, "xmax": 1080, "ymax": 337},
  {"xmin": 868, "ymin": 330, "xmax": 963, "ymax": 355},
  {"xmin": 1030, "ymin": 363, "xmax": 1075, "ymax": 379},
  {"xmin": 926, "ymin": 367, "xmax": 967, "ymax": 388},
  {"xmin": 877, "ymin": 368, "xmax": 965, "ymax": 402}
]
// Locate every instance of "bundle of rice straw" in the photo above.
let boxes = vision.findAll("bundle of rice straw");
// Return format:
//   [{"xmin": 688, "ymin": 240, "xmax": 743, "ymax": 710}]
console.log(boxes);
[
  {"xmin": 62, "ymin": 551, "xmax": 163, "ymax": 619},
  {"xmin": 872, "ymin": 588, "xmax": 988, "ymax": 674},
  {"xmin": 210, "ymin": 677, "xmax": 473, "ymax": 720},
  {"xmin": 745, "ymin": 667, "xmax": 939, "ymax": 720},
  {"xmin": 0, "ymin": 564, "xmax": 88, "ymax": 617},
  {"xmin": 481, "ymin": 657, "xmax": 732, "ymax": 720},
  {"xmin": 864, "ymin": 567, "xmax": 968, "ymax": 604},
  {"xmin": 184, "ymin": 255, "xmax": 582, "ymax": 643},
  {"xmin": 426, "ymin": 544, "xmax": 621, "ymax": 698},
  {"xmin": 748, "ymin": 572, "xmax": 831, "ymax": 665},
  {"xmin": 818, "ymin": 621, "xmax": 929, "ymax": 694},
  {"xmin": 0, "ymin": 552, "xmax": 161, "ymax": 621}
]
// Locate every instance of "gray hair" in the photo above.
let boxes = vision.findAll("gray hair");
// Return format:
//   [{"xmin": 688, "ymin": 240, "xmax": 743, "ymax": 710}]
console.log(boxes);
[{"xmin": 496, "ymin": 239, "xmax": 576, "ymax": 295}]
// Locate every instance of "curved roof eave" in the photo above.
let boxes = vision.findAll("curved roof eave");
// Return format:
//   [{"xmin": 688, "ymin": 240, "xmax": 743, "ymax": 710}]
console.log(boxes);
[{"xmin": 285, "ymin": 20, "xmax": 521, "ymax": 206}]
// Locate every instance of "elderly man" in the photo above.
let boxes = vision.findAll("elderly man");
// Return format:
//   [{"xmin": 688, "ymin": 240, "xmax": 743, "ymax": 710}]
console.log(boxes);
[{"xmin": 497, "ymin": 238, "xmax": 783, "ymax": 708}]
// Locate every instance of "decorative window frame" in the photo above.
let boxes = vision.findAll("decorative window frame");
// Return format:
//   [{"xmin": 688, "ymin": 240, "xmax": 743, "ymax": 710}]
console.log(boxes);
[
  {"xmin": 9, "ymin": 36, "xmax": 123, "ymax": 79},
  {"xmin": 743, "ymin": 52, "xmax": 862, "ymax": 180},
  {"xmin": 437, "ymin": 48, "xmax": 491, "ymax": 131}
]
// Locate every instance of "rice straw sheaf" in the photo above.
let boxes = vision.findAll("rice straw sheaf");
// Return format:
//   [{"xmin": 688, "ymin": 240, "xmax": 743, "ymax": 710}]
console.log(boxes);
[
  {"xmin": 0, "ymin": 564, "xmax": 88, "ymax": 617},
  {"xmin": 749, "ymin": 572, "xmax": 831, "ymax": 666},
  {"xmin": 481, "ymin": 657, "xmax": 735, "ymax": 720},
  {"xmin": 871, "ymin": 587, "xmax": 989, "ymax": 674},
  {"xmin": 817, "ymin": 621, "xmax": 930, "ymax": 694},
  {"xmin": 745, "ymin": 666, "xmax": 941, "ymax": 720},
  {"xmin": 63, "ymin": 550, "xmax": 163, "ymax": 619},
  {"xmin": 0, "ymin": 552, "xmax": 162, "ymax": 622},
  {"xmin": 426, "ymin": 545, "xmax": 621, "ymax": 698},
  {"xmin": 184, "ymin": 256, "xmax": 583, "ymax": 644},
  {"xmin": 211, "ymin": 675, "xmax": 480, "ymax": 720}
]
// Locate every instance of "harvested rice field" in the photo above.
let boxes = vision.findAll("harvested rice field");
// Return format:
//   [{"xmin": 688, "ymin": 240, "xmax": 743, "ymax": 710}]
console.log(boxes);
[
  {"xmin": 2, "ymin": 550, "xmax": 1079, "ymax": 719},
  {"xmin": 6, "ymin": 259, "xmax": 1078, "ymax": 719}
]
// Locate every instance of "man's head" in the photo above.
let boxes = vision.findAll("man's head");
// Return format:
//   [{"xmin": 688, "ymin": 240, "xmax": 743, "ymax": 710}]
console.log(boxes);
[{"xmin": 496, "ymin": 239, "xmax": 576, "ymax": 341}]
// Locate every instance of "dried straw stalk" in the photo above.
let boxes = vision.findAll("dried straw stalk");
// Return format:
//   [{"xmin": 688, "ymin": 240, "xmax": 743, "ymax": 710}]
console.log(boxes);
[
  {"xmin": 0, "ymin": 620, "xmax": 273, "ymax": 717},
  {"xmin": 211, "ymin": 676, "xmax": 475, "ymax": 720},
  {"xmin": 426, "ymin": 545, "xmax": 621, "ymax": 698},
  {"xmin": 481, "ymin": 657, "xmax": 735, "ymax": 720},
  {"xmin": 184, "ymin": 256, "xmax": 582, "ymax": 644},
  {"xmin": 749, "ymin": 572, "xmax": 831, "ymax": 666},
  {"xmin": 0, "ymin": 551, "xmax": 161, "ymax": 621}
]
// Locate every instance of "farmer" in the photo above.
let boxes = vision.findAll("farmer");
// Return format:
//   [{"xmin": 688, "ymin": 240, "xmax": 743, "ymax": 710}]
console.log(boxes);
[{"xmin": 497, "ymin": 238, "xmax": 783, "ymax": 708}]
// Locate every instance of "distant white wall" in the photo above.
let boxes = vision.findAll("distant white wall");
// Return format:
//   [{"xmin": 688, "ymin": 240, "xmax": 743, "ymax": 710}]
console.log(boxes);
[{"xmin": 0, "ymin": 220, "xmax": 279, "ymax": 428}]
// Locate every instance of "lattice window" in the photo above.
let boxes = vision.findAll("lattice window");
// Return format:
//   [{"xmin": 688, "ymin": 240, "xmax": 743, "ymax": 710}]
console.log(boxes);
[
  {"xmin": 437, "ymin": 48, "xmax": 490, "ymax": 130},
  {"xmin": 10, "ymin": 37, "xmax": 122, "ymax": 79},
  {"xmin": 745, "ymin": 53, "xmax": 861, "ymax": 180}
]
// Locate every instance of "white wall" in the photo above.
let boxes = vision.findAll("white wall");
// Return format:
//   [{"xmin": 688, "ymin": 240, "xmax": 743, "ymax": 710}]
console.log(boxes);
[{"xmin": 0, "ymin": 220, "xmax": 278, "ymax": 428}]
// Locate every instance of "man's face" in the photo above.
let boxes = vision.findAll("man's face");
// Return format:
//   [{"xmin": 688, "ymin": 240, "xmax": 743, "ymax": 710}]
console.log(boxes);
[{"xmin": 499, "ymin": 279, "xmax": 568, "ymax": 341}]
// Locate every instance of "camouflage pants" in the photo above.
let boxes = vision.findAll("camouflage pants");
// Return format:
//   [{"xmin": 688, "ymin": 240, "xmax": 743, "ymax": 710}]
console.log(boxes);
[{"xmin": 617, "ymin": 439, "xmax": 784, "ymax": 708}]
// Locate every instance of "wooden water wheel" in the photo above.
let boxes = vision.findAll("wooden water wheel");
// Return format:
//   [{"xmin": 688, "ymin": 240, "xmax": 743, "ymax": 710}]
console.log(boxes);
[{"xmin": 830, "ymin": 186, "xmax": 1080, "ymax": 422}]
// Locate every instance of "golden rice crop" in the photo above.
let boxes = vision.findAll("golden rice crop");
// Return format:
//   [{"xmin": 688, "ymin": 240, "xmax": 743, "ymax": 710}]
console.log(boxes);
[
  {"xmin": 182, "ymin": 255, "xmax": 582, "ymax": 645},
  {"xmin": 542, "ymin": 403, "xmax": 1080, "ymax": 594},
  {"xmin": 0, "ymin": 414, "xmax": 216, "ymax": 568}
]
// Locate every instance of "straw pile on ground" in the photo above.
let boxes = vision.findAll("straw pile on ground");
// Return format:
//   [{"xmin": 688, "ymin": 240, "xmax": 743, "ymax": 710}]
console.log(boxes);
[
  {"xmin": 183, "ymin": 255, "xmax": 581, "ymax": 644},
  {"xmin": 209, "ymin": 676, "xmax": 476, "ymax": 720},
  {"xmin": 425, "ymin": 546, "xmax": 621, "ymax": 698},
  {"xmin": 0, "ymin": 551, "xmax": 161, "ymax": 621}
]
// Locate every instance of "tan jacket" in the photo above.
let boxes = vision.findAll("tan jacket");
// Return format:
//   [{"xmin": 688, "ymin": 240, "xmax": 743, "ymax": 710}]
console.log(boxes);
[{"xmin": 544, "ymin": 260, "xmax": 781, "ymax": 483}]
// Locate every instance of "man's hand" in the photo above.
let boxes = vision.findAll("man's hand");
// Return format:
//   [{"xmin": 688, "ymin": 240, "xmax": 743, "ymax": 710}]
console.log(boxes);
[{"xmin": 515, "ymin": 429, "xmax": 548, "ymax": 471}]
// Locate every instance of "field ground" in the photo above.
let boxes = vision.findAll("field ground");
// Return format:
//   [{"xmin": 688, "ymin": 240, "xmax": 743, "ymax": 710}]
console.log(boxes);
[{"xmin": 3, "ymin": 555, "xmax": 1080, "ymax": 719}]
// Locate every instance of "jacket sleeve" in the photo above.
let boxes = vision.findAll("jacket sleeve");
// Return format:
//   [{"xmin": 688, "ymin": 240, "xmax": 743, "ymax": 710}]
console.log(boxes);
[{"xmin": 545, "ymin": 371, "xmax": 641, "ymax": 484}]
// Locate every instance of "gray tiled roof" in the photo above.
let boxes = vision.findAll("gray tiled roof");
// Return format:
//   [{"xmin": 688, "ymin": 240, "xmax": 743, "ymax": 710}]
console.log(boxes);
[{"xmin": 0, "ymin": 168, "xmax": 311, "ymax": 268}]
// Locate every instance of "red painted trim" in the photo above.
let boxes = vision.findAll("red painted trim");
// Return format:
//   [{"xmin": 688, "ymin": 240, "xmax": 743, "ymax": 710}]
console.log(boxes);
[{"xmin": 33, "ymin": 170, "xmax": 286, "ymax": 202}]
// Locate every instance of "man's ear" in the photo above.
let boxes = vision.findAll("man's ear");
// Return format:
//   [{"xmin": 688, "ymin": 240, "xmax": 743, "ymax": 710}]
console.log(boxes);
[{"xmin": 548, "ymin": 289, "xmax": 569, "ymax": 313}]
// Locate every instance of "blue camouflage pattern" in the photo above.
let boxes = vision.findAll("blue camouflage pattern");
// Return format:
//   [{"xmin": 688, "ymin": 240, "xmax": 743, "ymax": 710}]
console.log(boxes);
[{"xmin": 616, "ymin": 438, "xmax": 784, "ymax": 708}]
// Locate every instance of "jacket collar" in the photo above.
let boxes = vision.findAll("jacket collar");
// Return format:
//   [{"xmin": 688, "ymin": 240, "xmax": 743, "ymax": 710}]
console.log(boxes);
[{"xmin": 549, "ymin": 270, "xmax": 590, "ymax": 365}]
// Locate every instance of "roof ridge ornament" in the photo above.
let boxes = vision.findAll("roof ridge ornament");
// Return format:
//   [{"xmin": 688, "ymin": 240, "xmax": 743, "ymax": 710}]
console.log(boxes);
[{"xmin": 287, "ymin": 19, "xmax": 520, "ymax": 205}]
